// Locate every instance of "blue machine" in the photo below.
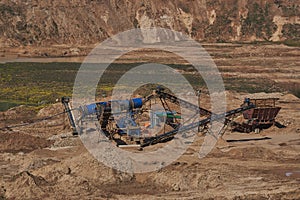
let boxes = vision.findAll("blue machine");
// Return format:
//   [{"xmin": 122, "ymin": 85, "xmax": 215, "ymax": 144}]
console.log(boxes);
[
  {"xmin": 63, "ymin": 87, "xmax": 257, "ymax": 146},
  {"xmin": 116, "ymin": 112, "xmax": 141, "ymax": 136},
  {"xmin": 82, "ymin": 101, "xmax": 107, "ymax": 115},
  {"xmin": 80, "ymin": 98, "xmax": 143, "ymax": 116},
  {"xmin": 78, "ymin": 97, "xmax": 144, "ymax": 138}
]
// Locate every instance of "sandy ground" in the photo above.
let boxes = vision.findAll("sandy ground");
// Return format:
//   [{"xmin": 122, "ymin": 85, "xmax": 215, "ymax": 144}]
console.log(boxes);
[
  {"xmin": 0, "ymin": 90, "xmax": 299, "ymax": 200},
  {"xmin": 0, "ymin": 43, "xmax": 299, "ymax": 199}
]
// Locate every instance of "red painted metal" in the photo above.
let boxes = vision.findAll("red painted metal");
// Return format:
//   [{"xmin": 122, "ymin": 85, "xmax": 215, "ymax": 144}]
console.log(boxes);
[{"xmin": 232, "ymin": 98, "xmax": 281, "ymax": 133}]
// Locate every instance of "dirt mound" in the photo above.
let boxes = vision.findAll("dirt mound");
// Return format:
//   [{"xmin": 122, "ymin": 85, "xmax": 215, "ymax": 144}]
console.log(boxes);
[
  {"xmin": 32, "ymin": 151, "xmax": 134, "ymax": 185},
  {"xmin": 37, "ymin": 103, "xmax": 64, "ymax": 118},
  {"xmin": 232, "ymin": 190, "xmax": 300, "ymax": 200},
  {"xmin": 0, "ymin": 103, "xmax": 70, "ymax": 139},
  {"xmin": 6, "ymin": 171, "xmax": 48, "ymax": 199},
  {"xmin": 145, "ymin": 161, "xmax": 224, "ymax": 192},
  {"xmin": 241, "ymin": 92, "xmax": 299, "ymax": 102},
  {"xmin": 35, "ymin": 103, "xmax": 72, "ymax": 133},
  {"xmin": 102, "ymin": 180, "xmax": 166, "ymax": 196},
  {"xmin": 49, "ymin": 135, "xmax": 82, "ymax": 149},
  {"xmin": 0, "ymin": 131, "xmax": 53, "ymax": 153},
  {"xmin": 27, "ymin": 158, "xmax": 60, "ymax": 171},
  {"xmin": 240, "ymin": 92, "xmax": 283, "ymax": 100},
  {"xmin": 226, "ymin": 146, "xmax": 278, "ymax": 160},
  {"xmin": 11, "ymin": 171, "xmax": 48, "ymax": 186},
  {"xmin": 0, "ymin": 186, "xmax": 5, "ymax": 200},
  {"xmin": 281, "ymin": 93, "xmax": 300, "ymax": 101},
  {"xmin": 0, "ymin": 105, "xmax": 37, "ymax": 125}
]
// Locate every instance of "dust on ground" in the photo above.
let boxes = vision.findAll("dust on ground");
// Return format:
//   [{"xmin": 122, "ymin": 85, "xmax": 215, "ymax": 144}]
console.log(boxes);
[
  {"xmin": 1, "ymin": 43, "xmax": 299, "ymax": 199},
  {"xmin": 0, "ymin": 91, "xmax": 299, "ymax": 200}
]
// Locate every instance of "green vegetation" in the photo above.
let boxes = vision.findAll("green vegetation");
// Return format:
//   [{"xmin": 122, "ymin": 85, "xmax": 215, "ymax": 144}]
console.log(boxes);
[
  {"xmin": 281, "ymin": 24, "xmax": 300, "ymax": 47},
  {"xmin": 282, "ymin": 24, "xmax": 300, "ymax": 40},
  {"xmin": 241, "ymin": 2, "xmax": 276, "ymax": 40},
  {"xmin": 204, "ymin": 3, "xmax": 237, "ymax": 42},
  {"xmin": 281, "ymin": 4, "xmax": 299, "ymax": 17},
  {"xmin": 0, "ymin": 62, "xmax": 297, "ymax": 111},
  {"xmin": 0, "ymin": 62, "xmax": 79, "ymax": 110}
]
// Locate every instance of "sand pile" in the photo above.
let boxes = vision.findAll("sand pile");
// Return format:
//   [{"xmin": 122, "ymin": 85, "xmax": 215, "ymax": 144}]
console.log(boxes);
[
  {"xmin": 226, "ymin": 146, "xmax": 278, "ymax": 160},
  {"xmin": 0, "ymin": 131, "xmax": 53, "ymax": 153},
  {"xmin": 6, "ymin": 171, "xmax": 48, "ymax": 199},
  {"xmin": 0, "ymin": 105, "xmax": 37, "ymax": 126}
]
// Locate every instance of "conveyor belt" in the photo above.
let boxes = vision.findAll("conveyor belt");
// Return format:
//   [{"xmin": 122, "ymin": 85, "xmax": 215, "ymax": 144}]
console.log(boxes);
[
  {"xmin": 156, "ymin": 91, "xmax": 212, "ymax": 116},
  {"xmin": 141, "ymin": 103, "xmax": 255, "ymax": 147}
]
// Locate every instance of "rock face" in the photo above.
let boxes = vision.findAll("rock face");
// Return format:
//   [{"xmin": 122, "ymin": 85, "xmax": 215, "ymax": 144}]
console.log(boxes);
[{"xmin": 0, "ymin": 0, "xmax": 299, "ymax": 47}]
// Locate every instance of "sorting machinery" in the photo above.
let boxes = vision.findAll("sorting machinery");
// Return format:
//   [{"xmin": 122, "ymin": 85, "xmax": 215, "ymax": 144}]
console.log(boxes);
[
  {"xmin": 230, "ymin": 98, "xmax": 281, "ymax": 133},
  {"xmin": 62, "ymin": 88, "xmax": 281, "ymax": 147}
]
